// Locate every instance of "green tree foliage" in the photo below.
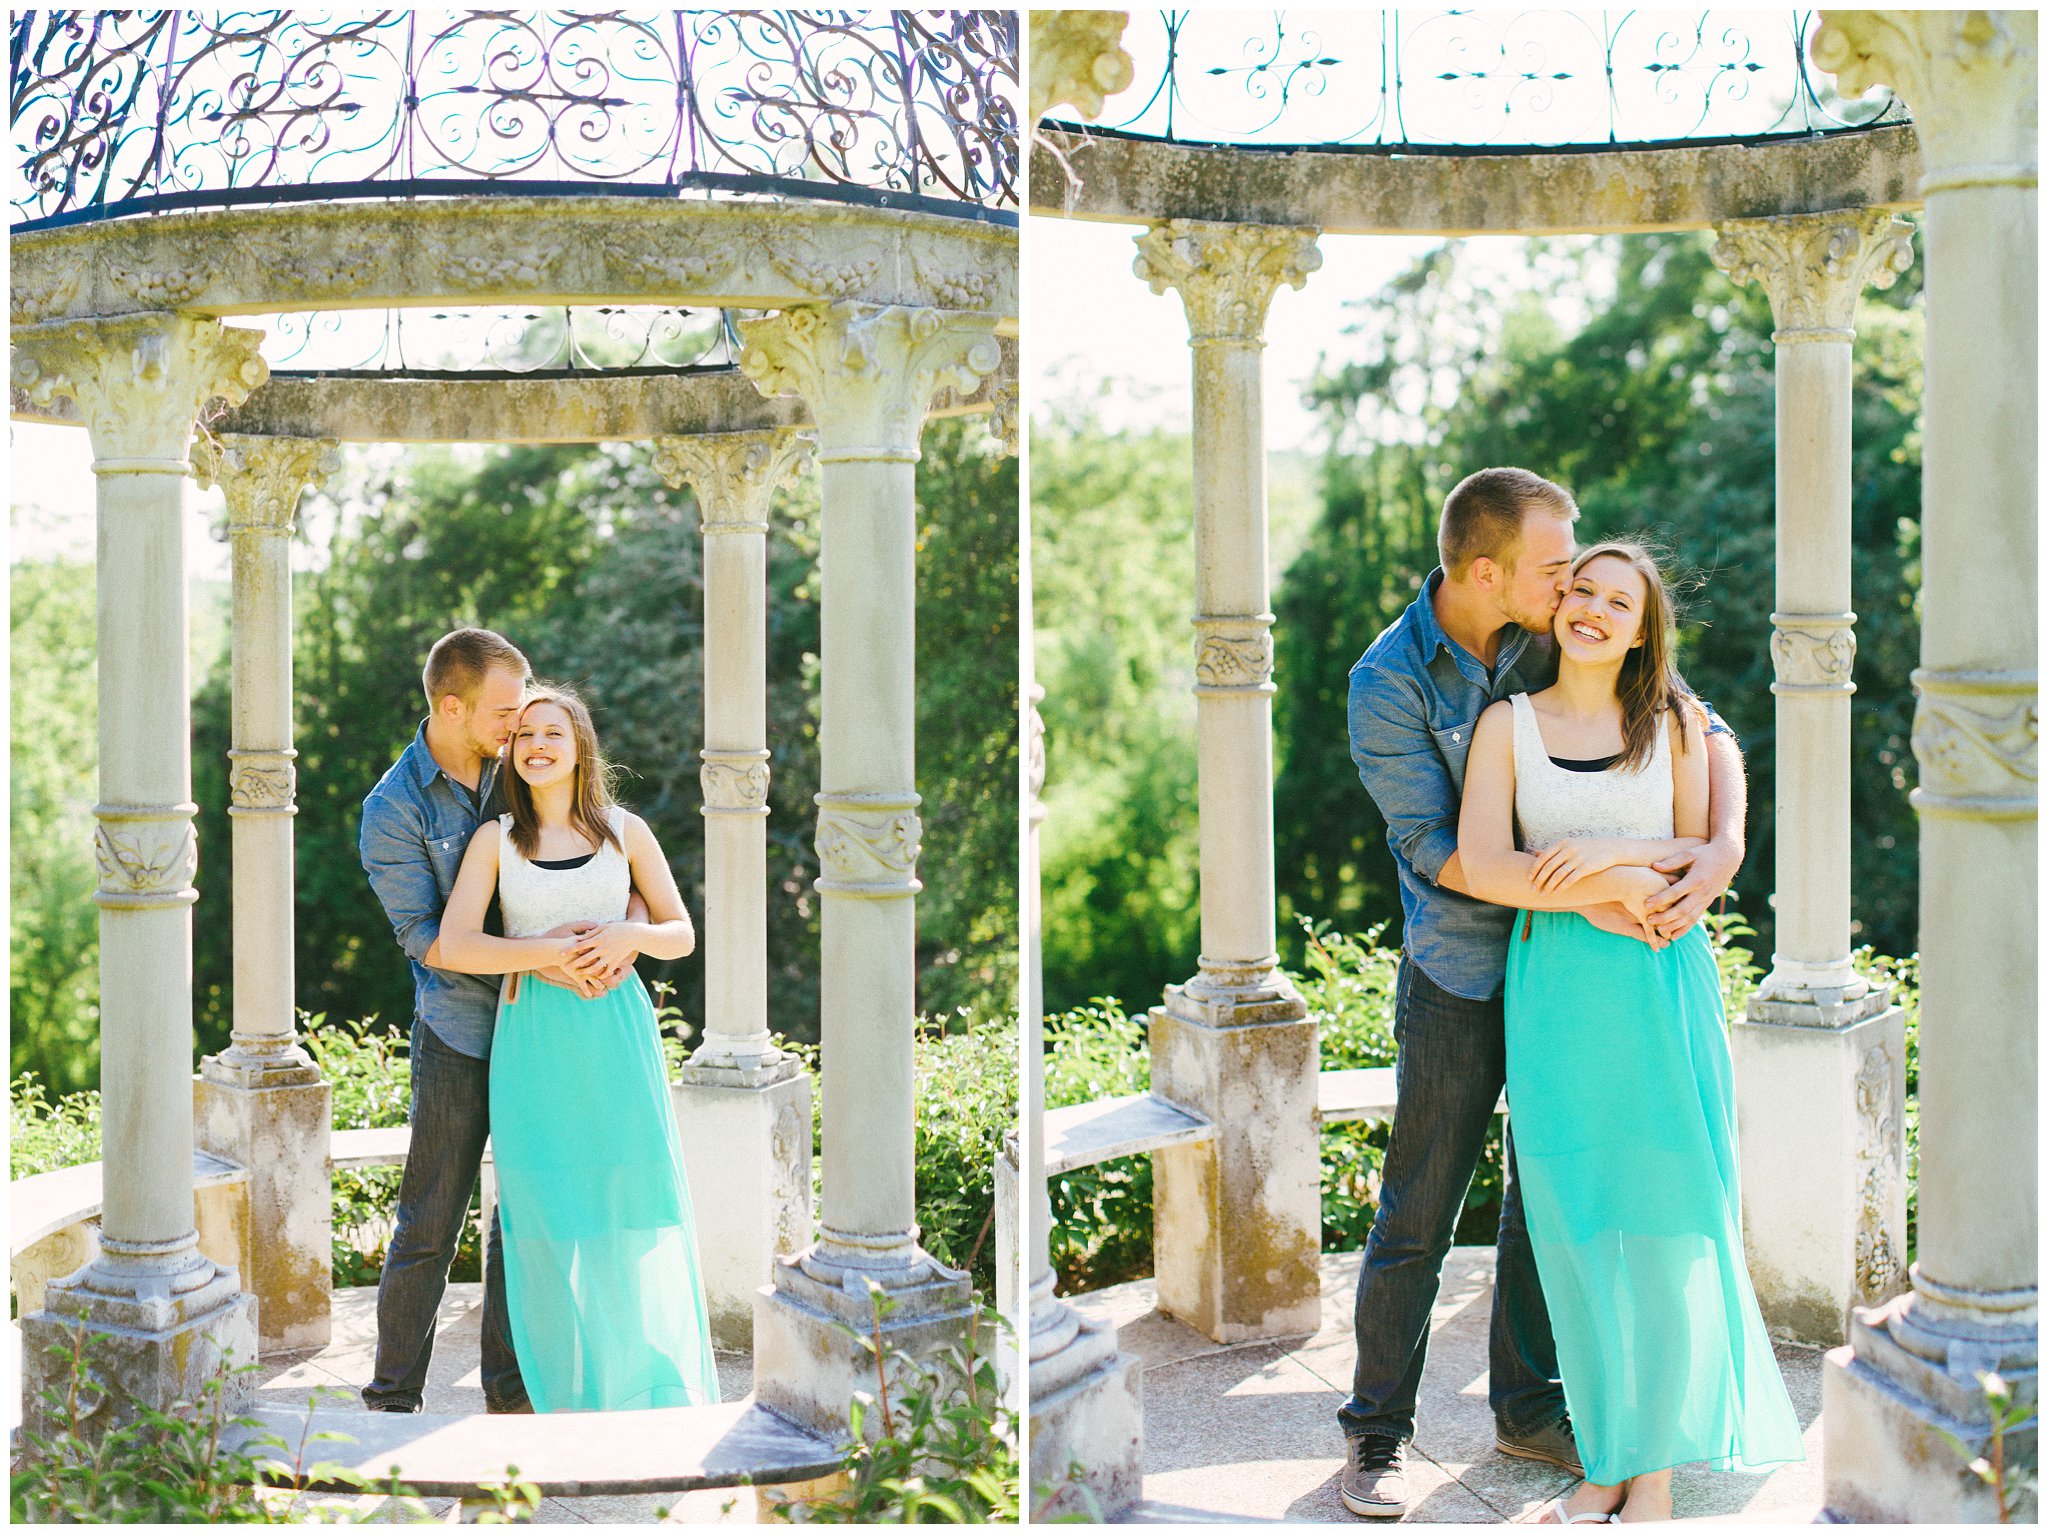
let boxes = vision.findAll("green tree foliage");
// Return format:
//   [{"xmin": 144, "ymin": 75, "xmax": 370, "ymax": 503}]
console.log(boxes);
[
  {"xmin": 184, "ymin": 421, "xmax": 1013, "ymax": 1062},
  {"xmin": 1277, "ymin": 233, "xmax": 1923, "ymax": 965},
  {"xmin": 10, "ymin": 556, "xmax": 101, "ymax": 1094},
  {"xmin": 1031, "ymin": 389, "xmax": 1201, "ymax": 1018}
]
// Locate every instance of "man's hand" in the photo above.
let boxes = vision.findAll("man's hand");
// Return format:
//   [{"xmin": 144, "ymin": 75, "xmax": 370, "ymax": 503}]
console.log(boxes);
[
  {"xmin": 1579, "ymin": 900, "xmax": 1668, "ymax": 951},
  {"xmin": 1644, "ymin": 838, "xmax": 1742, "ymax": 941}
]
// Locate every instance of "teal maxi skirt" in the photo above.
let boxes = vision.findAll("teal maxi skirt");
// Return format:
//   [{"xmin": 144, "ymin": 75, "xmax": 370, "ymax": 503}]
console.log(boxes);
[
  {"xmin": 1505, "ymin": 912, "xmax": 1803, "ymax": 1485},
  {"xmin": 488, "ymin": 972, "xmax": 720, "ymax": 1412}
]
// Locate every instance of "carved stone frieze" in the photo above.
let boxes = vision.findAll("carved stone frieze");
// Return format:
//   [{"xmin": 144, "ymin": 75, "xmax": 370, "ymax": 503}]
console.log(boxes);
[
  {"xmin": 1909, "ymin": 667, "xmax": 2038, "ymax": 818},
  {"xmin": 1192, "ymin": 615, "xmax": 1277, "ymax": 693},
  {"xmin": 9, "ymin": 261, "xmax": 83, "ymax": 327},
  {"xmin": 227, "ymin": 750, "xmax": 298, "ymax": 814},
  {"xmin": 1133, "ymin": 221, "xmax": 1323, "ymax": 345},
  {"xmin": 1853, "ymin": 1040, "xmax": 1904, "ymax": 1304},
  {"xmin": 278, "ymin": 238, "xmax": 388, "ymax": 299},
  {"xmin": 988, "ymin": 377, "xmax": 1019, "ymax": 458},
  {"xmin": 192, "ymin": 434, "xmax": 337, "ymax": 535},
  {"xmin": 442, "ymin": 244, "xmax": 565, "ymax": 291},
  {"xmin": 1812, "ymin": 11, "xmax": 2038, "ymax": 190},
  {"xmin": 1770, "ymin": 613, "xmax": 1859, "ymax": 693},
  {"xmin": 94, "ymin": 805, "xmax": 200, "ymax": 908},
  {"xmin": 701, "ymin": 752, "xmax": 773, "ymax": 815},
  {"xmin": 12, "ymin": 315, "xmax": 268, "ymax": 463},
  {"xmin": 1029, "ymin": 10, "xmax": 1136, "ymax": 123},
  {"xmin": 99, "ymin": 255, "xmax": 212, "ymax": 312},
  {"xmin": 599, "ymin": 234, "xmax": 736, "ymax": 296},
  {"xmin": 739, "ymin": 302, "xmax": 1001, "ymax": 460},
  {"xmin": 1711, "ymin": 210, "xmax": 1915, "ymax": 337},
  {"xmin": 814, "ymin": 795, "xmax": 923, "ymax": 897},
  {"xmin": 749, "ymin": 230, "xmax": 884, "ymax": 302},
  {"xmin": 653, "ymin": 429, "xmax": 813, "ymax": 532},
  {"xmin": 908, "ymin": 235, "xmax": 1006, "ymax": 312}
]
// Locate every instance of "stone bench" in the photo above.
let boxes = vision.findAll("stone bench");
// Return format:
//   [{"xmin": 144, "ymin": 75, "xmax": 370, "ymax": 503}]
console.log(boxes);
[
  {"xmin": 225, "ymin": 1400, "xmax": 841, "ymax": 1498},
  {"xmin": 1042, "ymin": 1093, "xmax": 1215, "ymax": 1177},
  {"xmin": 1316, "ymin": 1067, "xmax": 1505, "ymax": 1125}
]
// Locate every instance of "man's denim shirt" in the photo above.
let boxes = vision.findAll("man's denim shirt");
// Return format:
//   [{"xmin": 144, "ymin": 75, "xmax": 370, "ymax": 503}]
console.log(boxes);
[
  {"xmin": 1347, "ymin": 568, "xmax": 1732, "ymax": 1001},
  {"xmin": 360, "ymin": 724, "xmax": 506, "ymax": 1059}
]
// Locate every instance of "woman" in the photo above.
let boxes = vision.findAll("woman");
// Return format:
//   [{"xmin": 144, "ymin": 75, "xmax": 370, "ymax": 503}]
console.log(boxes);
[
  {"xmin": 1457, "ymin": 544, "xmax": 1802, "ymax": 1522},
  {"xmin": 437, "ymin": 685, "xmax": 719, "ymax": 1412}
]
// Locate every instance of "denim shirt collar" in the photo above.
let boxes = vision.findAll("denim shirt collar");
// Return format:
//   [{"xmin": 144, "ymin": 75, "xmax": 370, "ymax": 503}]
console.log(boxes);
[
  {"xmin": 1411, "ymin": 567, "xmax": 1533, "ymax": 690},
  {"xmin": 401, "ymin": 721, "xmax": 501, "ymax": 806}
]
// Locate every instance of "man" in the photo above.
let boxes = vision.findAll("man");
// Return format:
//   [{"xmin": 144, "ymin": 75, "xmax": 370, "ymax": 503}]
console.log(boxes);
[
  {"xmin": 358, "ymin": 628, "xmax": 642, "ymax": 1413},
  {"xmin": 1336, "ymin": 469, "xmax": 1746, "ymax": 1517}
]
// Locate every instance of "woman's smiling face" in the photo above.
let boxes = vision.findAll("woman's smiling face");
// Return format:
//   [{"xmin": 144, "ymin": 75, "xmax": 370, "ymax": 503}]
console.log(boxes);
[
  {"xmin": 511, "ymin": 701, "xmax": 578, "ymax": 789},
  {"xmin": 1555, "ymin": 553, "xmax": 1649, "ymax": 662}
]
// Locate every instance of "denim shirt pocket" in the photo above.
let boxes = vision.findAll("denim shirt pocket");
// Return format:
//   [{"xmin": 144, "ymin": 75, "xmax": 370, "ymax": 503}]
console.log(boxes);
[
  {"xmin": 423, "ymin": 814, "xmax": 476, "ymax": 897},
  {"xmin": 1432, "ymin": 718, "xmax": 1481, "ymax": 795}
]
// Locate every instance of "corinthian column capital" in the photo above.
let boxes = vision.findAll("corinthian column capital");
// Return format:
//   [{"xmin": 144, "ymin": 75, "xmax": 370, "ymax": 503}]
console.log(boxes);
[
  {"xmin": 1029, "ymin": 10, "xmax": 1136, "ymax": 123},
  {"xmin": 11, "ymin": 314, "xmax": 268, "ymax": 469},
  {"xmin": 1711, "ymin": 209, "xmax": 1917, "ymax": 340},
  {"xmin": 1133, "ymin": 220, "xmax": 1322, "ymax": 346},
  {"xmin": 1814, "ymin": 10, "xmax": 2038, "ymax": 191},
  {"xmin": 192, "ymin": 433, "xmax": 337, "ymax": 536},
  {"xmin": 653, "ymin": 428, "xmax": 813, "ymax": 533},
  {"xmin": 738, "ymin": 302, "xmax": 1000, "ymax": 464}
]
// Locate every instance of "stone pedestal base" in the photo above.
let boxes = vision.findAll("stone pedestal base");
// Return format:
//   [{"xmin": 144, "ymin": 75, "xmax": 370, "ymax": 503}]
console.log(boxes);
[
  {"xmin": 1029, "ymin": 1311, "xmax": 1144, "ymax": 1520},
  {"xmin": 751, "ymin": 1250, "xmax": 975, "ymax": 1442},
  {"xmin": 195, "ymin": 1054, "xmax": 332, "ymax": 1356},
  {"xmin": 1732, "ymin": 985, "xmax": 1905, "ymax": 1344},
  {"xmin": 19, "ymin": 1262, "xmax": 258, "ymax": 1442},
  {"xmin": 1823, "ymin": 1303, "xmax": 2038, "ymax": 1523},
  {"xmin": 1148, "ymin": 979, "xmax": 1320, "ymax": 1342},
  {"xmin": 674, "ymin": 1063, "xmax": 814, "ymax": 1352}
]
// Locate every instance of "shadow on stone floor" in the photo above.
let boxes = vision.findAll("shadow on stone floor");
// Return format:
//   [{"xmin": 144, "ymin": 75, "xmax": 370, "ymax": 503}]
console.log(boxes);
[{"xmin": 1067, "ymin": 1247, "xmax": 1829, "ymax": 1525}]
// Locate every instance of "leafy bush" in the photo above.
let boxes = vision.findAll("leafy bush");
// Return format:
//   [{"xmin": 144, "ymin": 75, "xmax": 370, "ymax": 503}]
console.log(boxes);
[
  {"xmin": 912, "ymin": 1018, "xmax": 1017, "ymax": 1298},
  {"xmin": 791, "ymin": 1287, "xmax": 1018, "ymax": 1525},
  {"xmin": 10, "ymin": 1074, "xmax": 101, "ymax": 1182},
  {"xmin": 1043, "ymin": 1000, "xmax": 1152, "ymax": 1292}
]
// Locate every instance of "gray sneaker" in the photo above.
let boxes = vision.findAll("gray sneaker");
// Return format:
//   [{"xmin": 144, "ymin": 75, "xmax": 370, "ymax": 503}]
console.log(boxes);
[
  {"xmin": 1339, "ymin": 1435, "xmax": 1410, "ymax": 1519},
  {"xmin": 1495, "ymin": 1415, "xmax": 1583, "ymax": 1476}
]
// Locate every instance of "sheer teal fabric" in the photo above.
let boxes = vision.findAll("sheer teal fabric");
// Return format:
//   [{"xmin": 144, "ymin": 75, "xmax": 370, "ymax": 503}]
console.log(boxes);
[
  {"xmin": 1506, "ymin": 913, "xmax": 1803, "ymax": 1485},
  {"xmin": 489, "ymin": 972, "xmax": 719, "ymax": 1412}
]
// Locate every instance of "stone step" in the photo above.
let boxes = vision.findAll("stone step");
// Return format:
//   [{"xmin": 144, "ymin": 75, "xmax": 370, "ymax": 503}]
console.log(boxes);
[
  {"xmin": 1043, "ymin": 1093, "xmax": 1215, "ymax": 1176},
  {"xmin": 225, "ymin": 1400, "xmax": 841, "ymax": 1498}
]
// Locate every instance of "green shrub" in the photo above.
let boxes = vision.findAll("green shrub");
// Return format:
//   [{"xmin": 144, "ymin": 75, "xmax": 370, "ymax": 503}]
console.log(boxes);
[
  {"xmin": 792, "ymin": 1287, "xmax": 1018, "ymax": 1525},
  {"xmin": 10, "ymin": 1074, "xmax": 101, "ymax": 1182},
  {"xmin": 912, "ymin": 1016, "xmax": 1017, "ymax": 1298},
  {"xmin": 1043, "ymin": 1000, "xmax": 1153, "ymax": 1292}
]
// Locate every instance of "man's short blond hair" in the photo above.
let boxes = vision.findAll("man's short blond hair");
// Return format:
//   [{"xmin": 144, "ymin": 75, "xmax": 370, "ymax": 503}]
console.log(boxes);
[
  {"xmin": 1439, "ymin": 468, "xmax": 1579, "ymax": 579},
  {"xmin": 422, "ymin": 628, "xmax": 529, "ymax": 710}
]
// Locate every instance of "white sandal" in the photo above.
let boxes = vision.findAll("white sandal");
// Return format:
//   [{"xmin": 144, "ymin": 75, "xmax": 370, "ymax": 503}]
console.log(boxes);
[{"xmin": 1541, "ymin": 1498, "xmax": 1617, "ymax": 1524}]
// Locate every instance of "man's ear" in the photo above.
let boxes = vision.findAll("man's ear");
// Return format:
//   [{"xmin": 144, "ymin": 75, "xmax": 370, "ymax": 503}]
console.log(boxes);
[{"xmin": 1468, "ymin": 555, "xmax": 1497, "ymax": 593}]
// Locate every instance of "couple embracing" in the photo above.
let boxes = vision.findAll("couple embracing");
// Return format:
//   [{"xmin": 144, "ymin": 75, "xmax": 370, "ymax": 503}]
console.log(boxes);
[
  {"xmin": 1338, "ymin": 470, "xmax": 1803, "ymax": 1523},
  {"xmin": 355, "ymin": 628, "xmax": 717, "ymax": 1416}
]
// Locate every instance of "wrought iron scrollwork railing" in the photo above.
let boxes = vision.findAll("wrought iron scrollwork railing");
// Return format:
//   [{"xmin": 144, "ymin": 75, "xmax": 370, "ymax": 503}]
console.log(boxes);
[
  {"xmin": 1050, "ymin": 9, "xmax": 1906, "ymax": 152},
  {"xmin": 10, "ymin": 9, "xmax": 1018, "ymax": 230}
]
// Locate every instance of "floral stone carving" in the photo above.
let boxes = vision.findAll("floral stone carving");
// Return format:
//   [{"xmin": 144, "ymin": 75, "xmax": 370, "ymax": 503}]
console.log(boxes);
[
  {"xmin": 193, "ymin": 434, "xmax": 337, "ymax": 534},
  {"xmin": 12, "ymin": 315, "xmax": 268, "ymax": 462},
  {"xmin": 1133, "ymin": 221, "xmax": 1323, "ymax": 345},
  {"xmin": 1711, "ymin": 210, "xmax": 1915, "ymax": 336},
  {"xmin": 653, "ymin": 430, "xmax": 813, "ymax": 531},
  {"xmin": 1910, "ymin": 668, "xmax": 2038, "ymax": 817},
  {"xmin": 1771, "ymin": 614, "xmax": 1858, "ymax": 692},
  {"xmin": 815, "ymin": 800, "xmax": 923, "ymax": 896},
  {"xmin": 94, "ymin": 808, "xmax": 199, "ymax": 907}
]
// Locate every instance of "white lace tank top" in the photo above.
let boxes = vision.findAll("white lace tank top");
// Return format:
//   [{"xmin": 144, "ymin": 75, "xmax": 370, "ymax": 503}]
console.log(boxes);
[
  {"xmin": 496, "ymin": 806, "xmax": 632, "ymax": 937},
  {"xmin": 1510, "ymin": 692, "xmax": 1674, "ymax": 852}
]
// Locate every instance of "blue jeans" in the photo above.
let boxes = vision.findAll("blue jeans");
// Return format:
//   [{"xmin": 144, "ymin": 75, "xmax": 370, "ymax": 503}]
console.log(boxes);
[
  {"xmin": 1337, "ymin": 955, "xmax": 1563, "ymax": 1442},
  {"xmin": 362, "ymin": 1019, "xmax": 527, "ymax": 1413}
]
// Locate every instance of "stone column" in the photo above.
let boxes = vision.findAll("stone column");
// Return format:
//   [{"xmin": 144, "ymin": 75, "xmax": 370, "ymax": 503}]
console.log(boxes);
[
  {"xmin": 11, "ymin": 314, "xmax": 267, "ymax": 1430},
  {"xmin": 737, "ymin": 301, "xmax": 1000, "ymax": 1437},
  {"xmin": 188, "ymin": 433, "xmax": 337, "ymax": 1358},
  {"xmin": 1709, "ymin": 211, "xmax": 1915, "ymax": 1346},
  {"xmin": 1811, "ymin": 11, "xmax": 2039, "ymax": 1523},
  {"xmin": 652, "ymin": 428, "xmax": 816, "ymax": 1352},
  {"xmin": 1131, "ymin": 220, "xmax": 1323, "ymax": 1343}
]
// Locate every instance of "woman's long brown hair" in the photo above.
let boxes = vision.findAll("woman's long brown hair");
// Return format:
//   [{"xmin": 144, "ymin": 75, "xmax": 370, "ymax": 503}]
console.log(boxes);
[
  {"xmin": 1568, "ymin": 541, "xmax": 1697, "ymax": 773},
  {"xmin": 503, "ymin": 686, "xmax": 624, "ymax": 860}
]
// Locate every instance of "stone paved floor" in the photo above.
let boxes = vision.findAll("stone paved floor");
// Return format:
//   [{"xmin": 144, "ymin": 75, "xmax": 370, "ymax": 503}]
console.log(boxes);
[
  {"xmin": 1068, "ymin": 1248, "xmax": 1828, "ymax": 1525},
  {"xmin": 247, "ymin": 1283, "xmax": 758, "ymax": 1524}
]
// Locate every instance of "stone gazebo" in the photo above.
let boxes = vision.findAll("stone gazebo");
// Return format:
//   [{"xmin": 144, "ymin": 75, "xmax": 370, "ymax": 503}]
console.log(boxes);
[
  {"xmin": 1025, "ymin": 7, "xmax": 2032, "ymax": 1522},
  {"xmin": 9, "ymin": 9, "xmax": 1017, "ymax": 1498}
]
